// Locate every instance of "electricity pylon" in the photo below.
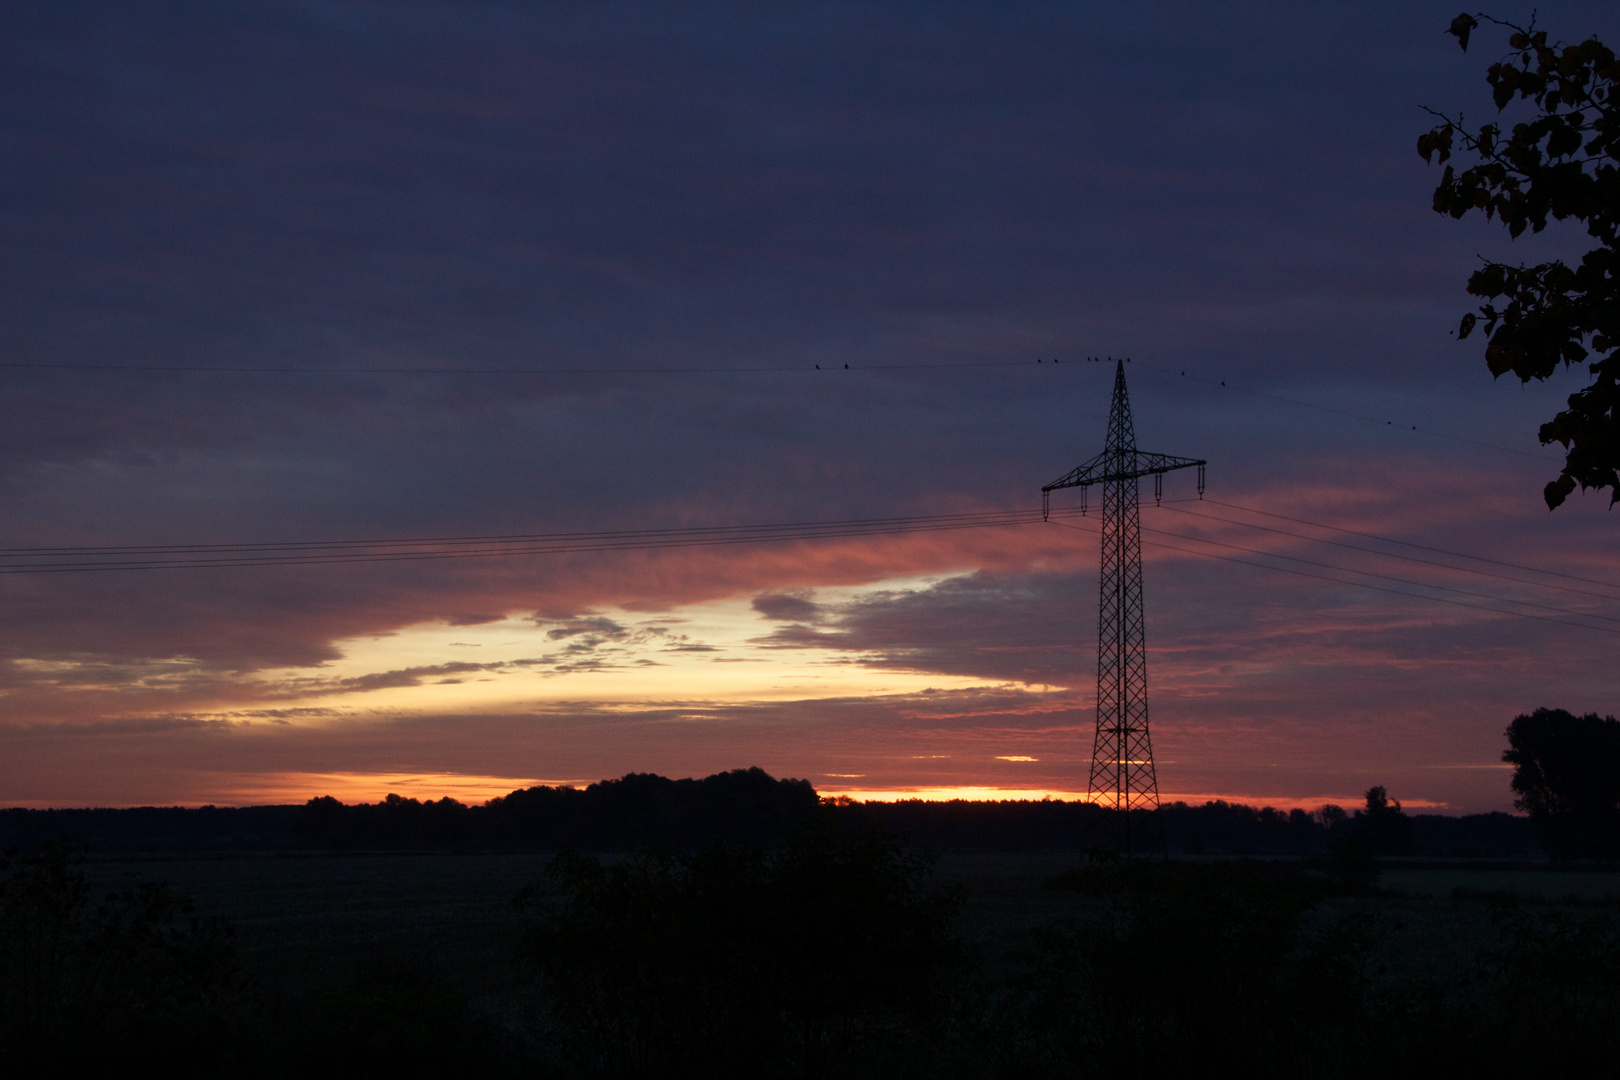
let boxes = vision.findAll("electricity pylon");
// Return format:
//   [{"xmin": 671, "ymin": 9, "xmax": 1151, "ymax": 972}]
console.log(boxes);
[{"xmin": 1042, "ymin": 358, "xmax": 1204, "ymax": 855}]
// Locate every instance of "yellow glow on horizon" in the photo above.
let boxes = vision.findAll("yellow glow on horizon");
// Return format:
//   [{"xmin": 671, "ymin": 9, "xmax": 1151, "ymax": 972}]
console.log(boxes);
[
  {"xmin": 119, "ymin": 772, "xmax": 1458, "ymax": 812},
  {"xmin": 206, "ymin": 771, "xmax": 575, "ymax": 806},
  {"xmin": 825, "ymin": 786, "xmax": 1096, "ymax": 802},
  {"xmin": 821, "ymin": 788, "xmax": 1451, "ymax": 810}
]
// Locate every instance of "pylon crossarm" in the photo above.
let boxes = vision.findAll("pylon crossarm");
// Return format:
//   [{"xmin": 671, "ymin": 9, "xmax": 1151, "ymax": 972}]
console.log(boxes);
[{"xmin": 1041, "ymin": 450, "xmax": 1206, "ymax": 493}]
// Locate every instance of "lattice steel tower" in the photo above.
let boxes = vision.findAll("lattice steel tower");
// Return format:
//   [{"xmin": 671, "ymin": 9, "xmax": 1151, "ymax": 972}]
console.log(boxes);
[{"xmin": 1042, "ymin": 359, "xmax": 1205, "ymax": 853}]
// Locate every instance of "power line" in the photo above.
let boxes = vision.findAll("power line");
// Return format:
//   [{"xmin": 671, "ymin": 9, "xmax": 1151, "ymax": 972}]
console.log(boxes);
[
  {"xmin": 1156, "ymin": 502, "xmax": 1620, "ymax": 604},
  {"xmin": 1199, "ymin": 497, "xmax": 1620, "ymax": 591},
  {"xmin": 0, "ymin": 358, "xmax": 1066, "ymax": 377},
  {"xmin": 5, "ymin": 485, "xmax": 1611, "ymax": 639},
  {"xmin": 0, "ymin": 506, "xmax": 1078, "ymax": 574},
  {"xmin": 0, "ymin": 508, "xmax": 1050, "ymax": 555},
  {"xmin": 3, "ymin": 490, "xmax": 1605, "ymax": 626},
  {"xmin": 1047, "ymin": 518, "xmax": 1620, "ymax": 637},
  {"xmin": 1134, "ymin": 519, "xmax": 1620, "ymax": 625}
]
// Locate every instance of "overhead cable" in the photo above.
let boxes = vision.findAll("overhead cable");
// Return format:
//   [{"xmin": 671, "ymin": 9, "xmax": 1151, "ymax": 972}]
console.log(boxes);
[
  {"xmin": 1047, "ymin": 518, "xmax": 1620, "ymax": 637},
  {"xmin": 1158, "ymin": 503, "xmax": 1620, "ymax": 604},
  {"xmin": 0, "ymin": 506, "xmax": 1074, "ymax": 574},
  {"xmin": 1134, "ymin": 518, "xmax": 1620, "ymax": 626},
  {"xmin": 1199, "ymin": 497, "xmax": 1620, "ymax": 590}
]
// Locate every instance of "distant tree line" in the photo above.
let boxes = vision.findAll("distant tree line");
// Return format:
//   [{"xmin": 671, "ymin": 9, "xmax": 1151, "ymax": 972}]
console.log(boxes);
[
  {"xmin": 0, "ymin": 766, "xmax": 1541, "ymax": 857},
  {"xmin": 0, "ymin": 768, "xmax": 819, "ymax": 854},
  {"xmin": 10, "ymin": 703, "xmax": 1604, "ymax": 861},
  {"xmin": 843, "ymin": 788, "xmax": 1533, "ymax": 859}
]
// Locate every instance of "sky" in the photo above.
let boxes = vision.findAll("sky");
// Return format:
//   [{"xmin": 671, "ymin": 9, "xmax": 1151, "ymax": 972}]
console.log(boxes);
[{"xmin": 1, "ymin": 1, "xmax": 1617, "ymax": 813}]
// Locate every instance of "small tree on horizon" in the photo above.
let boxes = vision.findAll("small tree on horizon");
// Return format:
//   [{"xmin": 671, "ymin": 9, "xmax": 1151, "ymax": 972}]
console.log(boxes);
[{"xmin": 1352, "ymin": 786, "xmax": 1415, "ymax": 856}]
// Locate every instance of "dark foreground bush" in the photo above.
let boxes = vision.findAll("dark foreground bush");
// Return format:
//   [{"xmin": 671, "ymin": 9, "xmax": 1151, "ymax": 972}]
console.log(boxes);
[
  {"xmin": 518, "ymin": 819, "xmax": 961, "ymax": 1078},
  {"xmin": 980, "ymin": 857, "xmax": 1346, "ymax": 1077},
  {"xmin": 254, "ymin": 954, "xmax": 518, "ymax": 1079},
  {"xmin": 0, "ymin": 841, "xmax": 242, "ymax": 1077},
  {"xmin": 975, "ymin": 857, "xmax": 1620, "ymax": 1080}
]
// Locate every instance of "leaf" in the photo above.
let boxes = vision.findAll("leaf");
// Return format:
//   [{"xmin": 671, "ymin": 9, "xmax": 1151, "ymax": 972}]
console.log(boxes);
[
  {"xmin": 1544, "ymin": 474, "xmax": 1576, "ymax": 509},
  {"xmin": 1449, "ymin": 13, "xmax": 1478, "ymax": 52},
  {"xmin": 1458, "ymin": 312, "xmax": 1477, "ymax": 339},
  {"xmin": 1416, "ymin": 130, "xmax": 1453, "ymax": 164},
  {"xmin": 1547, "ymin": 119, "xmax": 1583, "ymax": 158}
]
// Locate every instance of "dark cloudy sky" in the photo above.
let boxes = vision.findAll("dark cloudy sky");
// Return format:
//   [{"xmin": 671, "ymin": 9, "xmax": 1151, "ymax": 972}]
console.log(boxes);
[{"xmin": 2, "ymin": 1, "xmax": 1616, "ymax": 812}]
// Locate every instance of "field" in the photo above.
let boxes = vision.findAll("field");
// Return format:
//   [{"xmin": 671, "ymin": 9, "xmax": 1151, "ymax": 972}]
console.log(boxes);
[
  {"xmin": 79, "ymin": 849, "xmax": 1620, "ymax": 995},
  {"xmin": 1, "ymin": 843, "xmax": 1602, "ymax": 1075}
]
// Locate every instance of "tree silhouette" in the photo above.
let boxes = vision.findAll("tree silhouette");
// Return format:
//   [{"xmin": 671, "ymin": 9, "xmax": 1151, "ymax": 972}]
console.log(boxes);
[
  {"xmin": 1503, "ymin": 707, "xmax": 1620, "ymax": 859},
  {"xmin": 1419, "ymin": 14, "xmax": 1620, "ymax": 508},
  {"xmin": 1352, "ymin": 785, "xmax": 1416, "ymax": 856}
]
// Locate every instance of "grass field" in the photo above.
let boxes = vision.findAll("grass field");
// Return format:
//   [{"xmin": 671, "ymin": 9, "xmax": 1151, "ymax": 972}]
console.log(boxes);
[
  {"xmin": 21, "ymin": 848, "xmax": 1610, "ymax": 1076},
  {"xmin": 78, "ymin": 849, "xmax": 1620, "ymax": 991}
]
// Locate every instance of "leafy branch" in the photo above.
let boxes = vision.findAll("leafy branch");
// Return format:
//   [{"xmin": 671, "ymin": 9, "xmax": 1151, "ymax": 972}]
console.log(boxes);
[{"xmin": 1419, "ymin": 12, "xmax": 1620, "ymax": 508}]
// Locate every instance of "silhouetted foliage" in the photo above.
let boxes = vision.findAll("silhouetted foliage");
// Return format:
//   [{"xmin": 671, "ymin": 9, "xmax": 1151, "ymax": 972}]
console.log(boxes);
[
  {"xmin": 0, "ymin": 840, "xmax": 240, "ymax": 1075},
  {"xmin": 261, "ymin": 955, "xmax": 514, "ymax": 1079},
  {"xmin": 1419, "ymin": 14, "xmax": 1620, "ymax": 508},
  {"xmin": 518, "ymin": 818, "xmax": 961, "ymax": 1078},
  {"xmin": 294, "ymin": 792, "xmax": 475, "ymax": 850},
  {"xmin": 1472, "ymin": 904, "xmax": 1620, "ymax": 1070},
  {"xmin": 998, "ymin": 858, "xmax": 1373, "ymax": 1077},
  {"xmin": 490, "ymin": 767, "xmax": 823, "ymax": 851},
  {"xmin": 0, "ymin": 770, "xmax": 1543, "ymax": 858},
  {"xmin": 1503, "ymin": 707, "xmax": 1620, "ymax": 859},
  {"xmin": 841, "ymin": 796, "xmax": 1536, "ymax": 858},
  {"xmin": 1352, "ymin": 785, "xmax": 1416, "ymax": 856},
  {"xmin": 0, "ymin": 769, "xmax": 824, "ymax": 854},
  {"xmin": 977, "ymin": 860, "xmax": 1620, "ymax": 1079}
]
